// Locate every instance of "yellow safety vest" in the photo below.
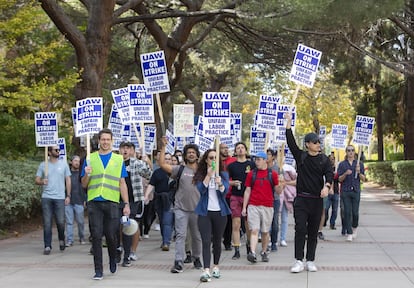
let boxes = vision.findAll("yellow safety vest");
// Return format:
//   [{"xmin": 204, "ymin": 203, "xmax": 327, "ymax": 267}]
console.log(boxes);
[{"xmin": 87, "ymin": 152, "xmax": 123, "ymax": 202}]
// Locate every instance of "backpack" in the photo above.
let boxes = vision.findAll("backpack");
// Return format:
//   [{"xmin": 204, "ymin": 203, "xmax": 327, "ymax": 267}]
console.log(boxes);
[
  {"xmin": 169, "ymin": 165, "xmax": 185, "ymax": 204},
  {"xmin": 251, "ymin": 168, "xmax": 275, "ymax": 192}
]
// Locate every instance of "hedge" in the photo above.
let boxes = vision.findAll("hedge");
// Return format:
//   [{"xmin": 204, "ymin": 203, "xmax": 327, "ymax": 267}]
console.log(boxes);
[
  {"xmin": 366, "ymin": 160, "xmax": 414, "ymax": 199},
  {"xmin": 0, "ymin": 159, "xmax": 42, "ymax": 229}
]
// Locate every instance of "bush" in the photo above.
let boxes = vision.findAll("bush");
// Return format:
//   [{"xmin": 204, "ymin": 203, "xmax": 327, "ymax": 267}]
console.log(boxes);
[
  {"xmin": 392, "ymin": 161, "xmax": 414, "ymax": 198},
  {"xmin": 388, "ymin": 152, "xmax": 404, "ymax": 161},
  {"xmin": 0, "ymin": 114, "xmax": 37, "ymax": 158},
  {"xmin": 365, "ymin": 161, "xmax": 394, "ymax": 187},
  {"xmin": 0, "ymin": 159, "xmax": 42, "ymax": 228}
]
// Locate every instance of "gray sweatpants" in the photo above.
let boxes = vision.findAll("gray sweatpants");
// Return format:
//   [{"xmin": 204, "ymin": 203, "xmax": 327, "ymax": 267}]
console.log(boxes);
[{"xmin": 173, "ymin": 208, "xmax": 202, "ymax": 262}]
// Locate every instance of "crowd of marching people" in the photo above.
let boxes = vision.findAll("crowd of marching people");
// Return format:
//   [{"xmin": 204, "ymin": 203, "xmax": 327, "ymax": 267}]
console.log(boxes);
[{"xmin": 35, "ymin": 116, "xmax": 366, "ymax": 281}]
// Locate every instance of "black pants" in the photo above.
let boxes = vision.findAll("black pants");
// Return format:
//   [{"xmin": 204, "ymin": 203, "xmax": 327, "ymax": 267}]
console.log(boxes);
[
  {"xmin": 139, "ymin": 200, "xmax": 156, "ymax": 235},
  {"xmin": 222, "ymin": 197, "xmax": 232, "ymax": 248},
  {"xmin": 88, "ymin": 201, "xmax": 120, "ymax": 274},
  {"xmin": 293, "ymin": 196, "xmax": 323, "ymax": 262},
  {"xmin": 198, "ymin": 211, "xmax": 227, "ymax": 269}
]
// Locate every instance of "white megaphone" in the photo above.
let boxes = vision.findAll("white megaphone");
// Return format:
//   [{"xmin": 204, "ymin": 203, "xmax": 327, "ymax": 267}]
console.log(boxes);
[{"xmin": 122, "ymin": 218, "xmax": 138, "ymax": 236}]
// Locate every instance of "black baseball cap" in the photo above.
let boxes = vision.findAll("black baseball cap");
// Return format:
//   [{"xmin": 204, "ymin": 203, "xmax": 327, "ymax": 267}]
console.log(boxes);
[
  {"xmin": 304, "ymin": 132, "xmax": 320, "ymax": 143},
  {"xmin": 119, "ymin": 141, "xmax": 135, "ymax": 148}
]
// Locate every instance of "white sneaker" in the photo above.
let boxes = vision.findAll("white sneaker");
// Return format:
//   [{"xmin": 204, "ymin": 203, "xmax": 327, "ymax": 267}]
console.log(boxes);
[
  {"xmin": 154, "ymin": 224, "xmax": 160, "ymax": 231},
  {"xmin": 280, "ymin": 240, "xmax": 287, "ymax": 247},
  {"xmin": 143, "ymin": 234, "xmax": 149, "ymax": 239},
  {"xmin": 129, "ymin": 252, "xmax": 138, "ymax": 261},
  {"xmin": 306, "ymin": 261, "xmax": 318, "ymax": 272},
  {"xmin": 346, "ymin": 234, "xmax": 353, "ymax": 242},
  {"xmin": 352, "ymin": 229, "xmax": 357, "ymax": 239},
  {"xmin": 290, "ymin": 260, "xmax": 304, "ymax": 273}
]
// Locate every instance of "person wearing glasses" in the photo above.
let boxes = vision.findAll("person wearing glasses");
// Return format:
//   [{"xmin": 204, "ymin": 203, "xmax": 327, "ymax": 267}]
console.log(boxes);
[
  {"xmin": 35, "ymin": 146, "xmax": 71, "ymax": 255},
  {"xmin": 194, "ymin": 149, "xmax": 230, "ymax": 282},
  {"xmin": 337, "ymin": 145, "xmax": 366, "ymax": 242},
  {"xmin": 285, "ymin": 113, "xmax": 333, "ymax": 273}
]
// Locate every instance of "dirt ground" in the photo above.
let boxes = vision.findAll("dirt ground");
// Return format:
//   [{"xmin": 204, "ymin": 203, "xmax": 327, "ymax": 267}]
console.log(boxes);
[{"xmin": 0, "ymin": 215, "xmax": 43, "ymax": 240}]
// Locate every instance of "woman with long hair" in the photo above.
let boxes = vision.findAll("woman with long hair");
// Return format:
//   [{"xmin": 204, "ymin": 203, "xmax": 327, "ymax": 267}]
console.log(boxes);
[{"xmin": 193, "ymin": 149, "xmax": 231, "ymax": 282}]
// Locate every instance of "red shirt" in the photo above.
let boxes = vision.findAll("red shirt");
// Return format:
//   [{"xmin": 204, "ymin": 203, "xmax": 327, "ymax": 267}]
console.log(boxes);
[{"xmin": 245, "ymin": 169, "xmax": 279, "ymax": 207}]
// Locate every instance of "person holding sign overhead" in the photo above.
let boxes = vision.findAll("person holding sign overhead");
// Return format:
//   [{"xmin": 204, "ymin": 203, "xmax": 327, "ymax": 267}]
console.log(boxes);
[
  {"xmin": 285, "ymin": 113, "xmax": 333, "ymax": 273},
  {"xmin": 35, "ymin": 146, "xmax": 71, "ymax": 255},
  {"xmin": 81, "ymin": 128, "xmax": 130, "ymax": 280}
]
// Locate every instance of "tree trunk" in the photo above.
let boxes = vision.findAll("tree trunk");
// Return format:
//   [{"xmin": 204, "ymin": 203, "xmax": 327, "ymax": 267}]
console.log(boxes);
[
  {"xmin": 74, "ymin": 1, "xmax": 115, "ymax": 100},
  {"xmin": 404, "ymin": 75, "xmax": 414, "ymax": 159},
  {"xmin": 376, "ymin": 81, "xmax": 384, "ymax": 161}
]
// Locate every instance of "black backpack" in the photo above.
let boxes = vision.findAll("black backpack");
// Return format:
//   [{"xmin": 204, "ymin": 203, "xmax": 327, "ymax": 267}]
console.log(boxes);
[
  {"xmin": 251, "ymin": 168, "xmax": 275, "ymax": 192},
  {"xmin": 169, "ymin": 165, "xmax": 185, "ymax": 204}
]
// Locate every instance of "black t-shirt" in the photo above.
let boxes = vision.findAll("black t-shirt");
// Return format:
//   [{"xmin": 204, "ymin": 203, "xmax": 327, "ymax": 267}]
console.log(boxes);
[
  {"xmin": 149, "ymin": 168, "xmax": 170, "ymax": 193},
  {"xmin": 124, "ymin": 159, "xmax": 134, "ymax": 202},
  {"xmin": 227, "ymin": 160, "xmax": 255, "ymax": 197},
  {"xmin": 286, "ymin": 128, "xmax": 333, "ymax": 197}
]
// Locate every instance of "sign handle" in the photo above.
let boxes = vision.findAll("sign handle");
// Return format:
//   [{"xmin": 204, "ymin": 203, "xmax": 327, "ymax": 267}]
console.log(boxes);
[
  {"xmin": 355, "ymin": 145, "xmax": 362, "ymax": 179},
  {"xmin": 264, "ymin": 132, "xmax": 270, "ymax": 150},
  {"xmin": 277, "ymin": 143, "xmax": 285, "ymax": 170},
  {"xmin": 86, "ymin": 133, "xmax": 90, "ymax": 166},
  {"xmin": 290, "ymin": 85, "xmax": 300, "ymax": 112},
  {"xmin": 132, "ymin": 123, "xmax": 144, "ymax": 154},
  {"xmin": 215, "ymin": 135, "xmax": 220, "ymax": 177},
  {"xmin": 140, "ymin": 122, "xmax": 145, "ymax": 155},
  {"xmin": 155, "ymin": 93, "xmax": 166, "ymax": 136},
  {"xmin": 44, "ymin": 147, "xmax": 48, "ymax": 179}
]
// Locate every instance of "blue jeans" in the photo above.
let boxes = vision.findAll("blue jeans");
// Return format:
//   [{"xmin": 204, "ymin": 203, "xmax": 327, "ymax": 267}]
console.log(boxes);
[
  {"xmin": 341, "ymin": 191, "xmax": 361, "ymax": 235},
  {"xmin": 325, "ymin": 193, "xmax": 339, "ymax": 227},
  {"xmin": 88, "ymin": 201, "xmax": 120, "ymax": 274},
  {"xmin": 41, "ymin": 198, "xmax": 65, "ymax": 248},
  {"xmin": 65, "ymin": 204, "xmax": 85, "ymax": 243},
  {"xmin": 155, "ymin": 205, "xmax": 174, "ymax": 246},
  {"xmin": 270, "ymin": 199, "xmax": 280, "ymax": 245},
  {"xmin": 280, "ymin": 201, "xmax": 289, "ymax": 241}
]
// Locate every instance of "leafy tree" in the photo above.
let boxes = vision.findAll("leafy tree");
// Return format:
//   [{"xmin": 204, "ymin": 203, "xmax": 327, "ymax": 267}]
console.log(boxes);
[{"xmin": 0, "ymin": 0, "xmax": 79, "ymax": 117}]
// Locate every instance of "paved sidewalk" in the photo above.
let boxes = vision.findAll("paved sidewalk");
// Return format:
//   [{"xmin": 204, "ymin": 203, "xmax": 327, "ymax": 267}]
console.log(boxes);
[{"xmin": 1, "ymin": 182, "xmax": 414, "ymax": 288}]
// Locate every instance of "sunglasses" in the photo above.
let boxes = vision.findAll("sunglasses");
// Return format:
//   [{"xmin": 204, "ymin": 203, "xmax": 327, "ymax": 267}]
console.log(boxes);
[
  {"xmin": 208, "ymin": 156, "xmax": 216, "ymax": 160},
  {"xmin": 311, "ymin": 140, "xmax": 320, "ymax": 144},
  {"xmin": 346, "ymin": 149, "xmax": 355, "ymax": 152},
  {"xmin": 53, "ymin": 149, "xmax": 60, "ymax": 152}
]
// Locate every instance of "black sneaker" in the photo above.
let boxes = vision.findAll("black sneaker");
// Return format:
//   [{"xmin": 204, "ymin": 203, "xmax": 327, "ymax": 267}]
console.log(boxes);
[
  {"xmin": 330, "ymin": 225, "xmax": 336, "ymax": 230},
  {"xmin": 116, "ymin": 247, "xmax": 122, "ymax": 264},
  {"xmin": 260, "ymin": 251, "xmax": 269, "ymax": 262},
  {"xmin": 184, "ymin": 251, "xmax": 192, "ymax": 263},
  {"xmin": 122, "ymin": 259, "xmax": 131, "ymax": 267},
  {"xmin": 59, "ymin": 240, "xmax": 65, "ymax": 251},
  {"xmin": 193, "ymin": 257, "xmax": 202, "ymax": 269},
  {"xmin": 171, "ymin": 260, "xmax": 184, "ymax": 273},
  {"xmin": 247, "ymin": 252, "xmax": 257, "ymax": 263},
  {"xmin": 92, "ymin": 272, "xmax": 103, "ymax": 280},
  {"xmin": 232, "ymin": 250, "xmax": 240, "ymax": 260},
  {"xmin": 318, "ymin": 231, "xmax": 325, "ymax": 240},
  {"xmin": 110, "ymin": 259, "xmax": 117, "ymax": 274}
]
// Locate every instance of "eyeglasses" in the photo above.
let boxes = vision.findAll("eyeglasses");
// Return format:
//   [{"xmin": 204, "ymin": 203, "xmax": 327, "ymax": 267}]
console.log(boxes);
[
  {"xmin": 53, "ymin": 149, "xmax": 60, "ymax": 152},
  {"xmin": 208, "ymin": 156, "xmax": 216, "ymax": 160},
  {"xmin": 346, "ymin": 148, "xmax": 355, "ymax": 152}
]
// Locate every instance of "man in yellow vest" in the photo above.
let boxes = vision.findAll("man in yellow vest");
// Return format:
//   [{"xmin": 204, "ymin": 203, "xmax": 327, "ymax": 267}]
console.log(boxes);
[{"xmin": 81, "ymin": 128, "xmax": 130, "ymax": 280}]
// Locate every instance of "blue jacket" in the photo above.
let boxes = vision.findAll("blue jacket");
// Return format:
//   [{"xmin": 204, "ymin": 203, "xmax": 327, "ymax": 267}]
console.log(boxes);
[{"xmin": 194, "ymin": 172, "xmax": 231, "ymax": 216}]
